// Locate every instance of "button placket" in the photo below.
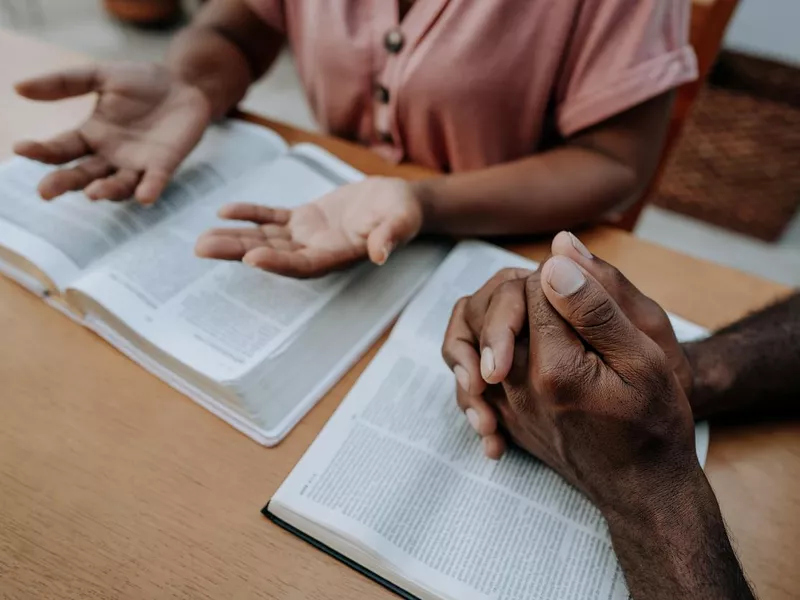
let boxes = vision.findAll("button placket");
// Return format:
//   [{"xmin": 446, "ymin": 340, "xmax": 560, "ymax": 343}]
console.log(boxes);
[
  {"xmin": 374, "ymin": 29, "xmax": 400, "ymax": 151},
  {"xmin": 383, "ymin": 28, "xmax": 405, "ymax": 54},
  {"xmin": 373, "ymin": 83, "xmax": 390, "ymax": 104},
  {"xmin": 375, "ymin": 27, "xmax": 403, "ymax": 145},
  {"xmin": 370, "ymin": 8, "xmax": 416, "ymax": 162},
  {"xmin": 374, "ymin": 1, "xmax": 450, "ymax": 163}
]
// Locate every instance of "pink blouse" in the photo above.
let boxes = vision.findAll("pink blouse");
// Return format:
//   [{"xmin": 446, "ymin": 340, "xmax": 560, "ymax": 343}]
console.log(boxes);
[{"xmin": 245, "ymin": 0, "xmax": 697, "ymax": 172}]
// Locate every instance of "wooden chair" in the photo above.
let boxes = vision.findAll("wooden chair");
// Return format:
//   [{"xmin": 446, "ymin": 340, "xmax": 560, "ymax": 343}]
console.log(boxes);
[
  {"xmin": 102, "ymin": 0, "xmax": 182, "ymax": 25},
  {"xmin": 615, "ymin": 0, "xmax": 740, "ymax": 230}
]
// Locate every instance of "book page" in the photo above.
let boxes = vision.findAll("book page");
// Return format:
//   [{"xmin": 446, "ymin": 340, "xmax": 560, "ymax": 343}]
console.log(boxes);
[
  {"xmin": 391, "ymin": 241, "xmax": 535, "ymax": 349},
  {"xmin": 69, "ymin": 147, "xmax": 365, "ymax": 382},
  {"xmin": 0, "ymin": 121, "xmax": 286, "ymax": 291},
  {"xmin": 274, "ymin": 340, "xmax": 710, "ymax": 600},
  {"xmin": 289, "ymin": 143, "xmax": 365, "ymax": 185},
  {"xmin": 274, "ymin": 344, "xmax": 630, "ymax": 600},
  {"xmin": 232, "ymin": 242, "xmax": 449, "ymax": 442},
  {"xmin": 0, "ymin": 246, "xmax": 48, "ymax": 296},
  {"xmin": 272, "ymin": 241, "xmax": 712, "ymax": 600}
]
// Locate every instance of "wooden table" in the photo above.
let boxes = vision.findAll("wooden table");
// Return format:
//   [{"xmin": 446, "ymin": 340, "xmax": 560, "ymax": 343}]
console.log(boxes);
[{"xmin": 1, "ymin": 30, "xmax": 798, "ymax": 600}]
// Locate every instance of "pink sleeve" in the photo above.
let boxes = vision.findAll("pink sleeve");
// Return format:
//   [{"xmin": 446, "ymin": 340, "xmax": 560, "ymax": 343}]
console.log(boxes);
[
  {"xmin": 556, "ymin": 0, "xmax": 698, "ymax": 137},
  {"xmin": 243, "ymin": 0, "xmax": 286, "ymax": 33}
]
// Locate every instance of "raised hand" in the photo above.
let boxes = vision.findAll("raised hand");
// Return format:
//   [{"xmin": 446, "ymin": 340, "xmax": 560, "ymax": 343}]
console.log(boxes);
[
  {"xmin": 14, "ymin": 62, "xmax": 212, "ymax": 204},
  {"xmin": 195, "ymin": 177, "xmax": 424, "ymax": 278}
]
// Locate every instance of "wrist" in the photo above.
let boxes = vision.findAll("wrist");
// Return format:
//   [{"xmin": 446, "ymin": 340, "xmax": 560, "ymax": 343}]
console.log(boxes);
[
  {"xmin": 165, "ymin": 30, "xmax": 252, "ymax": 121},
  {"xmin": 600, "ymin": 460, "xmax": 709, "ymax": 527},
  {"xmin": 409, "ymin": 178, "xmax": 441, "ymax": 235},
  {"xmin": 161, "ymin": 64, "xmax": 218, "ymax": 120},
  {"xmin": 682, "ymin": 341, "xmax": 733, "ymax": 419},
  {"xmin": 601, "ymin": 463, "xmax": 719, "ymax": 572},
  {"xmin": 602, "ymin": 465, "xmax": 754, "ymax": 599}
]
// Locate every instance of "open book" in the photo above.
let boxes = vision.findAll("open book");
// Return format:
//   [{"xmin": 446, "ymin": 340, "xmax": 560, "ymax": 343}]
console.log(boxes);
[
  {"xmin": 0, "ymin": 121, "xmax": 448, "ymax": 445},
  {"xmin": 266, "ymin": 241, "xmax": 711, "ymax": 600}
]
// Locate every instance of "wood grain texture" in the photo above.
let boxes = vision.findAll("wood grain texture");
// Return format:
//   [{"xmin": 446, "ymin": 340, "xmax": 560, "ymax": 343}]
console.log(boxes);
[{"xmin": 1, "ymin": 30, "xmax": 798, "ymax": 600}]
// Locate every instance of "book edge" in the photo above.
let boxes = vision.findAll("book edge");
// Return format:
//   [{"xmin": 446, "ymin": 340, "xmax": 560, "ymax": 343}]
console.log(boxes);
[{"xmin": 262, "ymin": 502, "xmax": 422, "ymax": 600}]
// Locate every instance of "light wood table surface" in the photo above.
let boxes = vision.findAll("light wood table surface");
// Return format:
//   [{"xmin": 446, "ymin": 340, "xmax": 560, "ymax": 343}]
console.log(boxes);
[{"xmin": 1, "ymin": 30, "xmax": 798, "ymax": 600}]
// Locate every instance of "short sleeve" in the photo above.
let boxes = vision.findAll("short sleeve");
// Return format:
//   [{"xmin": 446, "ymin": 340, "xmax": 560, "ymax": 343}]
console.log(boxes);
[
  {"xmin": 556, "ymin": 0, "xmax": 698, "ymax": 137},
  {"xmin": 243, "ymin": 0, "xmax": 286, "ymax": 33}
]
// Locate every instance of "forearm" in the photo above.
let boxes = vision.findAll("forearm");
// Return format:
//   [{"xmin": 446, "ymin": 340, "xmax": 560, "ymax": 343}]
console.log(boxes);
[
  {"xmin": 414, "ymin": 145, "xmax": 640, "ymax": 236},
  {"xmin": 603, "ymin": 467, "xmax": 754, "ymax": 600},
  {"xmin": 685, "ymin": 292, "xmax": 800, "ymax": 419},
  {"xmin": 165, "ymin": 0, "xmax": 284, "ymax": 119},
  {"xmin": 414, "ymin": 92, "xmax": 673, "ymax": 237}
]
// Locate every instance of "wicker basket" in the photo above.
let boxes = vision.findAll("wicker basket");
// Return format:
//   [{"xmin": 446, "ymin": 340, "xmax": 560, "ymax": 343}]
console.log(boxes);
[{"xmin": 654, "ymin": 53, "xmax": 800, "ymax": 242}]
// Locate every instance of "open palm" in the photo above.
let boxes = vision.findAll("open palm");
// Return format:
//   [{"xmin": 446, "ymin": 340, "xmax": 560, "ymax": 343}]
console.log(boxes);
[
  {"xmin": 14, "ymin": 62, "xmax": 212, "ymax": 204},
  {"xmin": 195, "ymin": 177, "xmax": 424, "ymax": 278}
]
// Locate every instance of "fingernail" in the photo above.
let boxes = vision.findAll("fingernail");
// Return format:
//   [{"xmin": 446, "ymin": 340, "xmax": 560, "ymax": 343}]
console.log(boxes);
[
  {"xmin": 466, "ymin": 408, "xmax": 480, "ymax": 433},
  {"xmin": 548, "ymin": 257, "xmax": 586, "ymax": 296},
  {"xmin": 568, "ymin": 232, "xmax": 592, "ymax": 259},
  {"xmin": 379, "ymin": 243, "xmax": 394, "ymax": 265},
  {"xmin": 454, "ymin": 365, "xmax": 470, "ymax": 393},
  {"xmin": 482, "ymin": 437, "xmax": 499, "ymax": 461},
  {"xmin": 480, "ymin": 347, "xmax": 495, "ymax": 380},
  {"xmin": 243, "ymin": 256, "xmax": 257, "ymax": 267}
]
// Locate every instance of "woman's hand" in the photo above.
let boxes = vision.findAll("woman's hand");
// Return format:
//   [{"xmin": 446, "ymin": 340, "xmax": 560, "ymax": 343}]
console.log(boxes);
[
  {"xmin": 195, "ymin": 177, "xmax": 424, "ymax": 278},
  {"xmin": 14, "ymin": 62, "xmax": 212, "ymax": 204}
]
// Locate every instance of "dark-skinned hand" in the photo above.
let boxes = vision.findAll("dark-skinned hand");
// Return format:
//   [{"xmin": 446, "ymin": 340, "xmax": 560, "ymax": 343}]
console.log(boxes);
[
  {"xmin": 445, "ymin": 247, "xmax": 700, "ymax": 509},
  {"xmin": 442, "ymin": 231, "xmax": 693, "ymax": 459}
]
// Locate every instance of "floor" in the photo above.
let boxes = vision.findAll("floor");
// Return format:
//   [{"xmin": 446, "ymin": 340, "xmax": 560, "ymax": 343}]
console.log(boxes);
[{"xmin": 4, "ymin": 0, "xmax": 800, "ymax": 287}]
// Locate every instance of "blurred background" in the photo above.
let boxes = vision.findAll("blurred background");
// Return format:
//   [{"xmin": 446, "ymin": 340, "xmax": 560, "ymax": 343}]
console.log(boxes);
[{"xmin": 2, "ymin": 0, "xmax": 798, "ymax": 285}]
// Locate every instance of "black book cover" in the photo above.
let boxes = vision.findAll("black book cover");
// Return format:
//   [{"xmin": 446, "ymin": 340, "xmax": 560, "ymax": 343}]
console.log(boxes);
[{"xmin": 263, "ymin": 501, "xmax": 422, "ymax": 600}]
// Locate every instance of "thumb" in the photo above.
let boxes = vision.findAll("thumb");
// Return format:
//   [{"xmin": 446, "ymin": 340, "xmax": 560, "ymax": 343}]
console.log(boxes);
[
  {"xmin": 365, "ymin": 215, "xmax": 415, "ymax": 266},
  {"xmin": 540, "ymin": 256, "xmax": 648, "ymax": 371}
]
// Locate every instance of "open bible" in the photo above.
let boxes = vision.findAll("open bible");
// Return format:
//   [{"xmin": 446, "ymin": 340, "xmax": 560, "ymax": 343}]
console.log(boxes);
[
  {"xmin": 266, "ymin": 241, "xmax": 711, "ymax": 600},
  {"xmin": 0, "ymin": 121, "xmax": 447, "ymax": 444}
]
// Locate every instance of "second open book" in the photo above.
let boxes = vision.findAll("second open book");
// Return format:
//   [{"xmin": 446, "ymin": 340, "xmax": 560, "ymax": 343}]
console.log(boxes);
[{"xmin": 266, "ymin": 241, "xmax": 711, "ymax": 600}]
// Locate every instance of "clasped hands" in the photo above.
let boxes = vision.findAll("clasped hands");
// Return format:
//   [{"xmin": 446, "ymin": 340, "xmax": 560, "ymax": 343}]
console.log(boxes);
[{"xmin": 442, "ymin": 231, "xmax": 701, "ymax": 511}]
